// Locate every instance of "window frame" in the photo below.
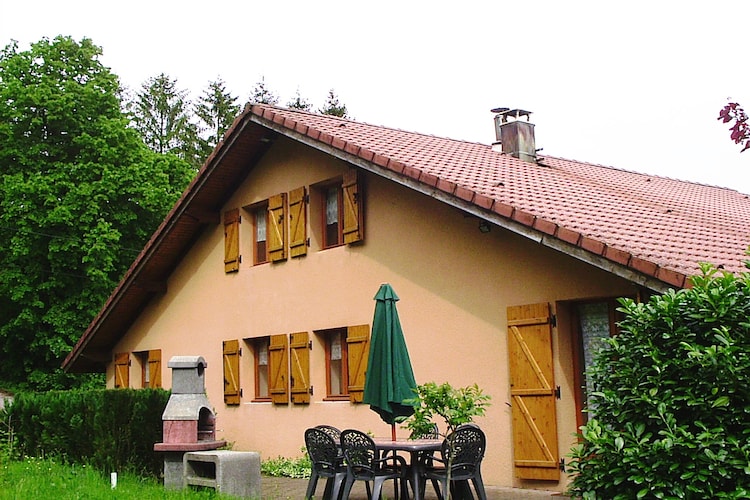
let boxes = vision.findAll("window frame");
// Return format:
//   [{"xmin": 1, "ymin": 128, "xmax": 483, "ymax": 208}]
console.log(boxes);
[
  {"xmin": 134, "ymin": 349, "xmax": 161, "ymax": 389},
  {"xmin": 570, "ymin": 298, "xmax": 626, "ymax": 429},
  {"xmin": 252, "ymin": 202, "xmax": 269, "ymax": 265},
  {"xmin": 322, "ymin": 183, "xmax": 344, "ymax": 249},
  {"xmin": 250, "ymin": 337, "xmax": 271, "ymax": 402},
  {"xmin": 321, "ymin": 327, "xmax": 349, "ymax": 400}
]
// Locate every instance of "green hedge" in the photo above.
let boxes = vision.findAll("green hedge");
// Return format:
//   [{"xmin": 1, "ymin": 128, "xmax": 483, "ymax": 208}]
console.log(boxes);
[
  {"xmin": 5, "ymin": 388, "xmax": 169, "ymax": 476},
  {"xmin": 568, "ymin": 264, "xmax": 750, "ymax": 499}
]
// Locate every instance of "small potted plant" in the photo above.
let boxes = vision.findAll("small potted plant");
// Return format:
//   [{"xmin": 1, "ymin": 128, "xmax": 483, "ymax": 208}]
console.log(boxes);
[
  {"xmin": 403, "ymin": 382, "xmax": 491, "ymax": 500},
  {"xmin": 403, "ymin": 381, "xmax": 491, "ymax": 438}
]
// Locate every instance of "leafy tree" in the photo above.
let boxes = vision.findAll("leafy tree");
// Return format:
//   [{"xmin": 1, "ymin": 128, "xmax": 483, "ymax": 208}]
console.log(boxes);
[
  {"xmin": 129, "ymin": 73, "xmax": 202, "ymax": 166},
  {"xmin": 250, "ymin": 76, "xmax": 279, "ymax": 105},
  {"xmin": 194, "ymin": 77, "xmax": 240, "ymax": 157},
  {"xmin": 568, "ymin": 263, "xmax": 750, "ymax": 499},
  {"xmin": 0, "ymin": 37, "xmax": 194, "ymax": 389},
  {"xmin": 286, "ymin": 88, "xmax": 313, "ymax": 111},
  {"xmin": 319, "ymin": 89, "xmax": 348, "ymax": 117},
  {"xmin": 718, "ymin": 101, "xmax": 750, "ymax": 152}
]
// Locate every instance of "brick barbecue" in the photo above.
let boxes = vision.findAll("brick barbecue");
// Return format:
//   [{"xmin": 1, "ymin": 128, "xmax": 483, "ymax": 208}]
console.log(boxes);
[{"xmin": 154, "ymin": 356, "xmax": 226, "ymax": 489}]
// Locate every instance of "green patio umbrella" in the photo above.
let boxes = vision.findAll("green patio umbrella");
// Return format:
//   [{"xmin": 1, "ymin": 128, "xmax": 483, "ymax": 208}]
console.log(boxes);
[{"xmin": 363, "ymin": 283, "xmax": 417, "ymax": 440}]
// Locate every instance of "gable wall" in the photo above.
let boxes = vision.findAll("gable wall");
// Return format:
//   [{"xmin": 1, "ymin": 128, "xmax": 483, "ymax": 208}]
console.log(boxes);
[{"xmin": 110, "ymin": 137, "xmax": 637, "ymax": 491}]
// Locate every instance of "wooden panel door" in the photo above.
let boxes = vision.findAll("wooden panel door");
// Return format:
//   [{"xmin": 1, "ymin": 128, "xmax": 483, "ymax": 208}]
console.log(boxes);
[{"xmin": 507, "ymin": 303, "xmax": 560, "ymax": 481}]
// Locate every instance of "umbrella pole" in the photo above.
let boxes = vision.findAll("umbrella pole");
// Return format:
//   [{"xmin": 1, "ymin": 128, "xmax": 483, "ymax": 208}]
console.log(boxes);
[{"xmin": 391, "ymin": 423, "xmax": 396, "ymax": 441}]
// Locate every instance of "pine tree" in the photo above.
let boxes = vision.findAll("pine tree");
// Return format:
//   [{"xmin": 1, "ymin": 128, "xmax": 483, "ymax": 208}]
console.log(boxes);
[
  {"xmin": 319, "ymin": 89, "xmax": 348, "ymax": 117},
  {"xmin": 194, "ymin": 77, "xmax": 241, "ymax": 155},
  {"xmin": 130, "ymin": 73, "xmax": 201, "ymax": 166},
  {"xmin": 287, "ymin": 88, "xmax": 313, "ymax": 111},
  {"xmin": 250, "ymin": 76, "xmax": 279, "ymax": 105}
]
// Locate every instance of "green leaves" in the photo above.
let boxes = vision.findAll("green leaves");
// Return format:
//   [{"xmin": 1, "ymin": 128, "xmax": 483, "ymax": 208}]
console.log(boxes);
[
  {"xmin": 0, "ymin": 37, "xmax": 195, "ymax": 388},
  {"xmin": 403, "ymin": 382, "xmax": 491, "ymax": 437},
  {"xmin": 568, "ymin": 264, "xmax": 750, "ymax": 498}
]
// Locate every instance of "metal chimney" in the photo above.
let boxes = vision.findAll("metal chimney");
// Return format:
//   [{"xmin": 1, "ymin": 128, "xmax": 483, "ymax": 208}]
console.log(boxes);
[{"xmin": 491, "ymin": 108, "xmax": 537, "ymax": 163}]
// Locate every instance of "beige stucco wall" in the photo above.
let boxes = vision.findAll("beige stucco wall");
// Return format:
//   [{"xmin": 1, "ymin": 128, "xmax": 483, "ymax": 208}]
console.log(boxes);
[{"xmin": 110, "ymin": 137, "xmax": 637, "ymax": 492}]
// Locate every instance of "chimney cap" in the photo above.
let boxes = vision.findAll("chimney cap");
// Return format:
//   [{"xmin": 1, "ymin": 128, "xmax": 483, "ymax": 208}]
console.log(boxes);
[{"xmin": 491, "ymin": 108, "xmax": 532, "ymax": 123}]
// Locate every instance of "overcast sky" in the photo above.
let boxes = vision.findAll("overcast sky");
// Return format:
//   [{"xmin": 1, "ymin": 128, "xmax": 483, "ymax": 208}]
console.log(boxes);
[{"xmin": 3, "ymin": 1, "xmax": 750, "ymax": 194}]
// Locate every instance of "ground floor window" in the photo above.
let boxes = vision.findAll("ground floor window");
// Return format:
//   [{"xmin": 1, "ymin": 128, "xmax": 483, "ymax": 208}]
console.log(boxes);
[
  {"xmin": 572, "ymin": 299, "xmax": 623, "ymax": 426},
  {"xmin": 133, "ymin": 349, "xmax": 161, "ymax": 389},
  {"xmin": 251, "ymin": 337, "xmax": 270, "ymax": 401},
  {"xmin": 322, "ymin": 328, "xmax": 348, "ymax": 399}
]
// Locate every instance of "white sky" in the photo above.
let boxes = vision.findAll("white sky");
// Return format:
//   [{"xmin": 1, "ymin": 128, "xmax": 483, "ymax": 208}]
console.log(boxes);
[{"xmin": 3, "ymin": 1, "xmax": 750, "ymax": 194}]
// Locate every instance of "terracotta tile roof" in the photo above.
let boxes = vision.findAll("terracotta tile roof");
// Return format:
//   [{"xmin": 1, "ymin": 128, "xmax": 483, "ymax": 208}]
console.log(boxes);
[
  {"xmin": 62, "ymin": 103, "xmax": 750, "ymax": 372},
  {"xmin": 251, "ymin": 104, "xmax": 750, "ymax": 287}
]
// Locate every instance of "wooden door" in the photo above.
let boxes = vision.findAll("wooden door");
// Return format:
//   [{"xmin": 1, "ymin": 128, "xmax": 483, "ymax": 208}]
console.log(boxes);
[{"xmin": 507, "ymin": 303, "xmax": 560, "ymax": 480}]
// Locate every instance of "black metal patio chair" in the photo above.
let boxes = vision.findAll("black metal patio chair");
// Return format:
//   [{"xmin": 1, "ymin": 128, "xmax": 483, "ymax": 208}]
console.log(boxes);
[
  {"xmin": 305, "ymin": 427, "xmax": 347, "ymax": 500},
  {"xmin": 422, "ymin": 424, "xmax": 487, "ymax": 500},
  {"xmin": 340, "ymin": 429, "xmax": 408, "ymax": 499}
]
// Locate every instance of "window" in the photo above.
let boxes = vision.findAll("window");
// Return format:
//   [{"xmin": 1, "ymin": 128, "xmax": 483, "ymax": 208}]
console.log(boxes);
[
  {"xmin": 134, "ymin": 349, "xmax": 162, "ymax": 389},
  {"xmin": 253, "ymin": 204, "xmax": 268, "ymax": 265},
  {"xmin": 324, "ymin": 186, "xmax": 342, "ymax": 248},
  {"xmin": 325, "ymin": 328, "xmax": 347, "ymax": 397},
  {"xmin": 318, "ymin": 325, "xmax": 369, "ymax": 402},
  {"xmin": 251, "ymin": 337, "xmax": 271, "ymax": 401},
  {"xmin": 571, "ymin": 299, "xmax": 625, "ymax": 427},
  {"xmin": 319, "ymin": 170, "xmax": 364, "ymax": 249}
]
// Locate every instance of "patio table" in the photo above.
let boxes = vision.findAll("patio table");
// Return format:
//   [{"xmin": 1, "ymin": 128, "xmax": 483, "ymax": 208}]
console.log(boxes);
[{"xmin": 373, "ymin": 437, "xmax": 442, "ymax": 500}]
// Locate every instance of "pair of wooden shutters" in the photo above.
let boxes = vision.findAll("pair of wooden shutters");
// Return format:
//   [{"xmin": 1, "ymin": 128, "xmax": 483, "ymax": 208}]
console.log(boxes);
[
  {"xmin": 223, "ymin": 170, "xmax": 363, "ymax": 272},
  {"xmin": 266, "ymin": 332, "xmax": 311, "ymax": 404},
  {"xmin": 113, "ymin": 350, "xmax": 161, "ymax": 389},
  {"xmin": 221, "ymin": 333, "xmax": 315, "ymax": 406},
  {"xmin": 268, "ymin": 327, "xmax": 368, "ymax": 404},
  {"xmin": 507, "ymin": 303, "xmax": 560, "ymax": 481}
]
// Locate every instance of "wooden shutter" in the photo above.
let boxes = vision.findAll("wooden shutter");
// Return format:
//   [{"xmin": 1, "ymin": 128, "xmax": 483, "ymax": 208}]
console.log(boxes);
[
  {"xmin": 223, "ymin": 340, "xmax": 241, "ymax": 405},
  {"xmin": 147, "ymin": 350, "xmax": 162, "ymax": 388},
  {"xmin": 114, "ymin": 352, "xmax": 129, "ymax": 389},
  {"xmin": 288, "ymin": 187, "xmax": 307, "ymax": 258},
  {"xmin": 346, "ymin": 324, "xmax": 370, "ymax": 403},
  {"xmin": 268, "ymin": 193, "xmax": 287, "ymax": 262},
  {"xmin": 342, "ymin": 170, "xmax": 363, "ymax": 244},
  {"xmin": 269, "ymin": 334, "xmax": 289, "ymax": 404},
  {"xmin": 224, "ymin": 209, "xmax": 241, "ymax": 273},
  {"xmin": 507, "ymin": 303, "xmax": 560, "ymax": 481},
  {"xmin": 289, "ymin": 332, "xmax": 311, "ymax": 404}
]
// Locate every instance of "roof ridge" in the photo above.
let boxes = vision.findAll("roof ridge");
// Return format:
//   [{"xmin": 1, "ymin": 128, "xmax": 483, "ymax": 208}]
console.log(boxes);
[{"xmin": 250, "ymin": 103, "xmax": 491, "ymax": 148}]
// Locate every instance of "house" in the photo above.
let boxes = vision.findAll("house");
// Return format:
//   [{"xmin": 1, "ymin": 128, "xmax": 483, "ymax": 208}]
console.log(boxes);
[{"xmin": 63, "ymin": 104, "xmax": 750, "ymax": 493}]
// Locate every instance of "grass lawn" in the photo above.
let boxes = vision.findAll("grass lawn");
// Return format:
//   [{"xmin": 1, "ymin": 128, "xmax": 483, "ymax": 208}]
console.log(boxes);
[{"xmin": 0, "ymin": 457, "xmax": 235, "ymax": 499}]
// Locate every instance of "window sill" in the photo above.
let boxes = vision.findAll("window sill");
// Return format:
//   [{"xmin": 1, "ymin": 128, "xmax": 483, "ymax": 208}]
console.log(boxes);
[{"xmin": 323, "ymin": 396, "xmax": 350, "ymax": 402}]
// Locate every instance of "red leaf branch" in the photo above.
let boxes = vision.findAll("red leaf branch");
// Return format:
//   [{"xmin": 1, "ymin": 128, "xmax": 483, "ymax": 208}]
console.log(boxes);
[{"xmin": 718, "ymin": 102, "xmax": 750, "ymax": 152}]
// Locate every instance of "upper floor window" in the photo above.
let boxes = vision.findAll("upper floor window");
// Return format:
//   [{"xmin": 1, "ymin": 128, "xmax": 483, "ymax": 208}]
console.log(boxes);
[
  {"xmin": 253, "ymin": 204, "xmax": 268, "ymax": 265},
  {"xmin": 319, "ymin": 170, "xmax": 364, "ymax": 249},
  {"xmin": 324, "ymin": 186, "xmax": 342, "ymax": 248}
]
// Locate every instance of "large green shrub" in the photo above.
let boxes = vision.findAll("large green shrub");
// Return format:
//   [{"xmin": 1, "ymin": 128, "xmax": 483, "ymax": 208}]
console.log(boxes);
[
  {"xmin": 568, "ymin": 264, "xmax": 750, "ymax": 499},
  {"xmin": 6, "ymin": 388, "xmax": 169, "ymax": 476}
]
